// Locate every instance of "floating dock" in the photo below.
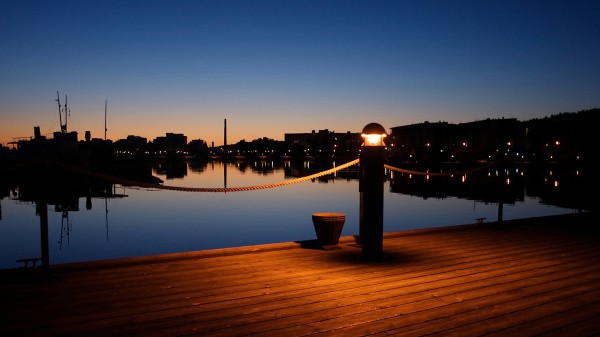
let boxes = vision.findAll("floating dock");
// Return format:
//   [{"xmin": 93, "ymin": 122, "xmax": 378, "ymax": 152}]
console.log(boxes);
[{"xmin": 1, "ymin": 212, "xmax": 598, "ymax": 336}]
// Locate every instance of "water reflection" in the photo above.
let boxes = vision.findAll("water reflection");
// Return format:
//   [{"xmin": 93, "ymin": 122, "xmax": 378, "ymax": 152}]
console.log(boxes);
[
  {"xmin": 4, "ymin": 159, "xmax": 587, "ymax": 212},
  {"xmin": 155, "ymin": 160, "xmax": 187, "ymax": 179},
  {"xmin": 0, "ymin": 164, "xmax": 128, "ymax": 270},
  {"xmin": 0, "ymin": 159, "xmax": 591, "ymax": 269},
  {"xmin": 386, "ymin": 163, "xmax": 592, "ymax": 212},
  {"xmin": 149, "ymin": 159, "xmax": 591, "ymax": 212}
]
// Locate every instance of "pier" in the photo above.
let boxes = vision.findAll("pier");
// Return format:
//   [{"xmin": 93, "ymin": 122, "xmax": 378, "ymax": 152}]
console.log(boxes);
[{"xmin": 1, "ymin": 212, "xmax": 598, "ymax": 336}]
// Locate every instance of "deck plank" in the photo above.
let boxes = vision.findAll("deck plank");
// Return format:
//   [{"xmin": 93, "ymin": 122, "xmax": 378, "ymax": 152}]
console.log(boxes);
[{"xmin": 1, "ymin": 212, "xmax": 598, "ymax": 337}]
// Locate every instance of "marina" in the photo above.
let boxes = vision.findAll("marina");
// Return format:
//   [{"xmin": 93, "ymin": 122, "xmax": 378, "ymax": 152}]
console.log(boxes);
[
  {"xmin": 0, "ymin": 159, "xmax": 589, "ymax": 270},
  {"xmin": 3, "ymin": 2, "xmax": 599, "ymax": 335}
]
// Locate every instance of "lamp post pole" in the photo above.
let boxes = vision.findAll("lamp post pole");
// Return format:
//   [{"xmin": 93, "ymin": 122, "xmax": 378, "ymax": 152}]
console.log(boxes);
[{"xmin": 360, "ymin": 123, "xmax": 387, "ymax": 260}]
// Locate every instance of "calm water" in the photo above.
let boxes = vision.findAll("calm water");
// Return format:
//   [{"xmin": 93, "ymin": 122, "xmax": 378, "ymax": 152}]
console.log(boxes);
[{"xmin": 0, "ymin": 159, "xmax": 588, "ymax": 269}]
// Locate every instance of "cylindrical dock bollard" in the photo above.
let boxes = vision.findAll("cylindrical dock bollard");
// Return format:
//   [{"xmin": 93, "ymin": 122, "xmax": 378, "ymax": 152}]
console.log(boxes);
[{"xmin": 359, "ymin": 123, "xmax": 387, "ymax": 260}]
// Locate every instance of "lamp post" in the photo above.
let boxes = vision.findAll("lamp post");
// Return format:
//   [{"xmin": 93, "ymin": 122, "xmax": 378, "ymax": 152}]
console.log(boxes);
[{"xmin": 360, "ymin": 123, "xmax": 387, "ymax": 260}]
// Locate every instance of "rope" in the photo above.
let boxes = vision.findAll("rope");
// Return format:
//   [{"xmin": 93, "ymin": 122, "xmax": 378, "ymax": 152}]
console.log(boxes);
[
  {"xmin": 384, "ymin": 160, "xmax": 501, "ymax": 177},
  {"xmin": 17, "ymin": 157, "xmax": 499, "ymax": 191},
  {"xmin": 47, "ymin": 159, "xmax": 360, "ymax": 192}
]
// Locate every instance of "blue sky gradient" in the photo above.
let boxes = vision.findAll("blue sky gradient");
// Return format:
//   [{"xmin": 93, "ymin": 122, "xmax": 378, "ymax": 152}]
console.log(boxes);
[{"xmin": 2, "ymin": 0, "xmax": 599, "ymax": 146}]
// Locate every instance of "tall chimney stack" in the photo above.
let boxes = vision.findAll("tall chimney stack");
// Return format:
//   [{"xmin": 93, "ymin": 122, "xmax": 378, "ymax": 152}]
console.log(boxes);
[{"xmin": 224, "ymin": 118, "xmax": 227, "ymax": 147}]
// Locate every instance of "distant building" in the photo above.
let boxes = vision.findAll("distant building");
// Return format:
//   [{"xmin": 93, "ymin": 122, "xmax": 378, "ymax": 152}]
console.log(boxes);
[
  {"xmin": 152, "ymin": 133, "xmax": 187, "ymax": 155},
  {"xmin": 523, "ymin": 111, "xmax": 594, "ymax": 162},
  {"xmin": 284, "ymin": 129, "xmax": 361, "ymax": 158},
  {"xmin": 389, "ymin": 111, "xmax": 596, "ymax": 164},
  {"xmin": 389, "ymin": 121, "xmax": 454, "ymax": 162},
  {"xmin": 114, "ymin": 135, "xmax": 148, "ymax": 155},
  {"xmin": 389, "ymin": 118, "xmax": 525, "ymax": 163},
  {"xmin": 456, "ymin": 118, "xmax": 525, "ymax": 162},
  {"xmin": 188, "ymin": 139, "xmax": 209, "ymax": 158},
  {"xmin": 0, "ymin": 144, "xmax": 10, "ymax": 159}
]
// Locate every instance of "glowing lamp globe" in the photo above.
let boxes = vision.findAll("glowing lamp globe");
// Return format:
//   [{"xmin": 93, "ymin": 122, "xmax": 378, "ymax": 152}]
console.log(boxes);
[{"xmin": 361, "ymin": 123, "xmax": 387, "ymax": 146}]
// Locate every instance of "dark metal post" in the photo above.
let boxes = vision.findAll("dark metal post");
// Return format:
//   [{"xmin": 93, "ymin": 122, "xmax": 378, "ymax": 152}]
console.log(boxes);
[
  {"xmin": 39, "ymin": 160, "xmax": 50, "ymax": 275},
  {"xmin": 359, "ymin": 123, "xmax": 387, "ymax": 260},
  {"xmin": 38, "ymin": 197, "xmax": 49, "ymax": 274},
  {"xmin": 498, "ymin": 201, "xmax": 504, "ymax": 223}
]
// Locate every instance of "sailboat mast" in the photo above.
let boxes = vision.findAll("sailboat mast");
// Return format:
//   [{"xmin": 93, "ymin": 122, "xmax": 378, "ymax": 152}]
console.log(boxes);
[
  {"xmin": 56, "ymin": 91, "xmax": 63, "ymax": 132},
  {"xmin": 64, "ymin": 94, "xmax": 68, "ymax": 133}
]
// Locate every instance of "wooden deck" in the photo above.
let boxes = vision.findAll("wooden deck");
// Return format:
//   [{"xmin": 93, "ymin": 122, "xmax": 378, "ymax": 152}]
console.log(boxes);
[{"xmin": 1, "ymin": 212, "xmax": 599, "ymax": 337}]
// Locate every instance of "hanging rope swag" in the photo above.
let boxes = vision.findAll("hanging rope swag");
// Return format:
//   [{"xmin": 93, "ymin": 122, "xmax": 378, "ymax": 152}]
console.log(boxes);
[
  {"xmin": 47, "ymin": 159, "xmax": 360, "ymax": 193},
  {"xmin": 15, "ymin": 158, "xmax": 501, "ymax": 193}
]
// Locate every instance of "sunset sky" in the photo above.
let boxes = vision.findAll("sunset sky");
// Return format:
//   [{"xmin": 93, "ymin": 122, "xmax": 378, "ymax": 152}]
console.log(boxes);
[{"xmin": 2, "ymin": 0, "xmax": 599, "ymax": 147}]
